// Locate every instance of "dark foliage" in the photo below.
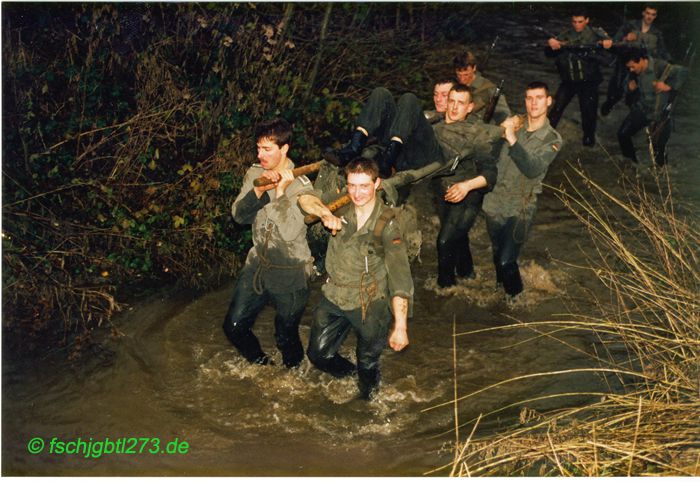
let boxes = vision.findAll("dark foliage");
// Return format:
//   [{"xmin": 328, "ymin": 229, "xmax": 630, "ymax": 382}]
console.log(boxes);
[{"xmin": 1, "ymin": 2, "xmax": 469, "ymax": 350}]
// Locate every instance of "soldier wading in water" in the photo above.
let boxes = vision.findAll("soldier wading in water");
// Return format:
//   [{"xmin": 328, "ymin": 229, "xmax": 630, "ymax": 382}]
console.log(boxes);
[
  {"xmin": 482, "ymin": 81, "xmax": 563, "ymax": 300},
  {"xmin": 222, "ymin": 118, "xmax": 314, "ymax": 368},
  {"xmin": 299, "ymin": 158, "xmax": 413, "ymax": 400}
]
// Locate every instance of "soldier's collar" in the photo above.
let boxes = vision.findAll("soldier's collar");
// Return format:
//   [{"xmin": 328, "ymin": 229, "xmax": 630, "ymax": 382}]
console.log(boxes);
[
  {"xmin": 525, "ymin": 118, "xmax": 553, "ymax": 139},
  {"xmin": 353, "ymin": 198, "xmax": 383, "ymax": 234}
]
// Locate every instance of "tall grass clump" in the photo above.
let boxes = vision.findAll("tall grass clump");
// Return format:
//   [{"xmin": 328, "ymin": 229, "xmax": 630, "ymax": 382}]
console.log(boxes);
[{"xmin": 428, "ymin": 166, "xmax": 699, "ymax": 476}]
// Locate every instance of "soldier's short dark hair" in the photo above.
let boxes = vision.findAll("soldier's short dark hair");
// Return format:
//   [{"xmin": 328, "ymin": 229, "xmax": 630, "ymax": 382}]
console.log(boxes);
[
  {"xmin": 453, "ymin": 50, "xmax": 477, "ymax": 70},
  {"xmin": 622, "ymin": 47, "xmax": 648, "ymax": 64},
  {"xmin": 345, "ymin": 157, "xmax": 380, "ymax": 181},
  {"xmin": 449, "ymin": 83, "xmax": 473, "ymax": 102},
  {"xmin": 434, "ymin": 78, "xmax": 456, "ymax": 89},
  {"xmin": 526, "ymin": 81, "xmax": 550, "ymax": 96},
  {"xmin": 571, "ymin": 8, "xmax": 589, "ymax": 18},
  {"xmin": 255, "ymin": 117, "xmax": 292, "ymax": 147},
  {"xmin": 643, "ymin": 4, "xmax": 659, "ymax": 12}
]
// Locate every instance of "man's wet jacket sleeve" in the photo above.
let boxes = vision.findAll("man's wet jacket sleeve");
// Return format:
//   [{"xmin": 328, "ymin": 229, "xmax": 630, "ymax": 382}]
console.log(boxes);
[
  {"xmin": 232, "ymin": 167, "xmax": 269, "ymax": 224},
  {"xmin": 508, "ymin": 135, "xmax": 560, "ymax": 179},
  {"xmin": 382, "ymin": 218, "xmax": 414, "ymax": 316},
  {"xmin": 474, "ymin": 125, "xmax": 504, "ymax": 190}
]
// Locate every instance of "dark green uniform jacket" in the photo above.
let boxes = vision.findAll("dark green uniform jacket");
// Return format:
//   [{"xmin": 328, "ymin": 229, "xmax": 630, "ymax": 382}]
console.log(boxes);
[
  {"xmin": 434, "ymin": 115, "xmax": 504, "ymax": 193},
  {"xmin": 629, "ymin": 57, "xmax": 688, "ymax": 120},
  {"xmin": 482, "ymin": 118, "xmax": 563, "ymax": 221},
  {"xmin": 232, "ymin": 162, "xmax": 314, "ymax": 293},
  {"xmin": 316, "ymin": 196, "xmax": 414, "ymax": 314},
  {"xmin": 552, "ymin": 25, "xmax": 611, "ymax": 83},
  {"xmin": 613, "ymin": 19, "xmax": 669, "ymax": 60}
]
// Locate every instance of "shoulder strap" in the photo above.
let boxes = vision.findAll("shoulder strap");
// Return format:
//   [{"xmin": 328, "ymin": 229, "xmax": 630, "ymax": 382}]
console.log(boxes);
[{"xmin": 372, "ymin": 207, "xmax": 397, "ymax": 254}]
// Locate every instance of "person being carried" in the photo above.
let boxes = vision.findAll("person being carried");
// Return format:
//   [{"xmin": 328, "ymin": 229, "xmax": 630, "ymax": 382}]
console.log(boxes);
[
  {"xmin": 602, "ymin": 4, "xmax": 670, "ymax": 116},
  {"xmin": 424, "ymin": 78, "xmax": 456, "ymax": 124},
  {"xmin": 482, "ymin": 81, "xmax": 563, "ymax": 301},
  {"xmin": 222, "ymin": 117, "xmax": 314, "ymax": 368},
  {"xmin": 298, "ymin": 158, "xmax": 413, "ymax": 400},
  {"xmin": 452, "ymin": 49, "xmax": 511, "ymax": 124},
  {"xmin": 545, "ymin": 8, "xmax": 613, "ymax": 146},
  {"xmin": 435, "ymin": 85, "xmax": 505, "ymax": 288},
  {"xmin": 617, "ymin": 47, "xmax": 688, "ymax": 167},
  {"xmin": 322, "ymin": 87, "xmax": 446, "ymax": 179}
]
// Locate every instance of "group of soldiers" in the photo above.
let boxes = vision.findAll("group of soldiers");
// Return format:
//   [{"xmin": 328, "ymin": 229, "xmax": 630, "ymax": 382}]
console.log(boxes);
[
  {"xmin": 221, "ymin": 5, "xmax": 689, "ymax": 400},
  {"xmin": 545, "ymin": 5, "xmax": 688, "ymax": 166}
]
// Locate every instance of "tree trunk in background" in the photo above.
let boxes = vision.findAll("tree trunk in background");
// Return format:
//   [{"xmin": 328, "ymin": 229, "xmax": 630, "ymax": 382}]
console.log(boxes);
[
  {"xmin": 274, "ymin": 2, "xmax": 295, "ymax": 61},
  {"xmin": 303, "ymin": 3, "xmax": 332, "ymax": 104}
]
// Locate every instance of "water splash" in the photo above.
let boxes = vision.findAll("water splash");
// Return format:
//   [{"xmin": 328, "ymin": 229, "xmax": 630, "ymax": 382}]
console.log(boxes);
[{"xmin": 423, "ymin": 260, "xmax": 565, "ymax": 311}]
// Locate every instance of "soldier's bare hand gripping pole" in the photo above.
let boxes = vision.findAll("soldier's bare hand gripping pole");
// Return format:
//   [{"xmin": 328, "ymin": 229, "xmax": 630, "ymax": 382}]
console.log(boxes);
[
  {"xmin": 298, "ymin": 194, "xmax": 344, "ymax": 235},
  {"xmin": 254, "ymin": 161, "xmax": 325, "ymax": 187}
]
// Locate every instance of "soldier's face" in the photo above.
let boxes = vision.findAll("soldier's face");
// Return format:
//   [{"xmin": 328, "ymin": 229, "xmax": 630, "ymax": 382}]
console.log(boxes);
[
  {"xmin": 455, "ymin": 66, "xmax": 476, "ymax": 86},
  {"xmin": 642, "ymin": 7, "xmax": 657, "ymax": 25},
  {"xmin": 625, "ymin": 58, "xmax": 648, "ymax": 75},
  {"xmin": 433, "ymin": 82, "xmax": 453, "ymax": 113},
  {"xmin": 445, "ymin": 90, "xmax": 474, "ymax": 124},
  {"xmin": 525, "ymin": 88, "xmax": 552, "ymax": 119},
  {"xmin": 347, "ymin": 172, "xmax": 380, "ymax": 208},
  {"xmin": 256, "ymin": 137, "xmax": 288, "ymax": 170},
  {"xmin": 571, "ymin": 16, "xmax": 589, "ymax": 33}
]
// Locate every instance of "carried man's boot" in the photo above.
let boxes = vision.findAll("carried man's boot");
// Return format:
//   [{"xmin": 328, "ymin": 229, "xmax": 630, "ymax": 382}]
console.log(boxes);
[
  {"xmin": 377, "ymin": 139, "xmax": 403, "ymax": 178},
  {"xmin": 323, "ymin": 129, "xmax": 368, "ymax": 167}
]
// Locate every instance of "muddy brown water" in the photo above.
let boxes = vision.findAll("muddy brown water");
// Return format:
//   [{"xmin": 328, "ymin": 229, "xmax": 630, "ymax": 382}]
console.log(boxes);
[{"xmin": 3, "ymin": 8, "xmax": 699, "ymax": 476}]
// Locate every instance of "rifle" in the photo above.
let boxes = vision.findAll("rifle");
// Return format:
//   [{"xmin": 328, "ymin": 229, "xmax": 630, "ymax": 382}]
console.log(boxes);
[
  {"xmin": 646, "ymin": 45, "xmax": 695, "ymax": 149},
  {"xmin": 253, "ymin": 160, "xmax": 325, "ymax": 187},
  {"xmin": 480, "ymin": 35, "xmax": 499, "ymax": 74},
  {"xmin": 482, "ymin": 79, "xmax": 504, "ymax": 123},
  {"xmin": 304, "ymin": 156, "xmax": 460, "ymax": 225},
  {"xmin": 537, "ymin": 25, "xmax": 617, "ymax": 58}
]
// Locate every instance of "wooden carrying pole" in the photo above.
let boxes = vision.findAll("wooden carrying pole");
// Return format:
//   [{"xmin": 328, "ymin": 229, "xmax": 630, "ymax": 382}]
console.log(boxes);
[
  {"xmin": 303, "ymin": 157, "xmax": 458, "ymax": 225},
  {"xmin": 303, "ymin": 191, "xmax": 358, "ymax": 225},
  {"xmin": 253, "ymin": 161, "xmax": 325, "ymax": 187}
]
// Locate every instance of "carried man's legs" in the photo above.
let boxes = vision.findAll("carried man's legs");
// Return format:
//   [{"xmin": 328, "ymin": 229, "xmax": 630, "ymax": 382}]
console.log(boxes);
[{"xmin": 324, "ymin": 87, "xmax": 443, "ymax": 177}]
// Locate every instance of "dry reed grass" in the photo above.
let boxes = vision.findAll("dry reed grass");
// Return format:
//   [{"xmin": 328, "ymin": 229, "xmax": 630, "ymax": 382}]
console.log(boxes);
[{"xmin": 425, "ymin": 165, "xmax": 699, "ymax": 476}]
